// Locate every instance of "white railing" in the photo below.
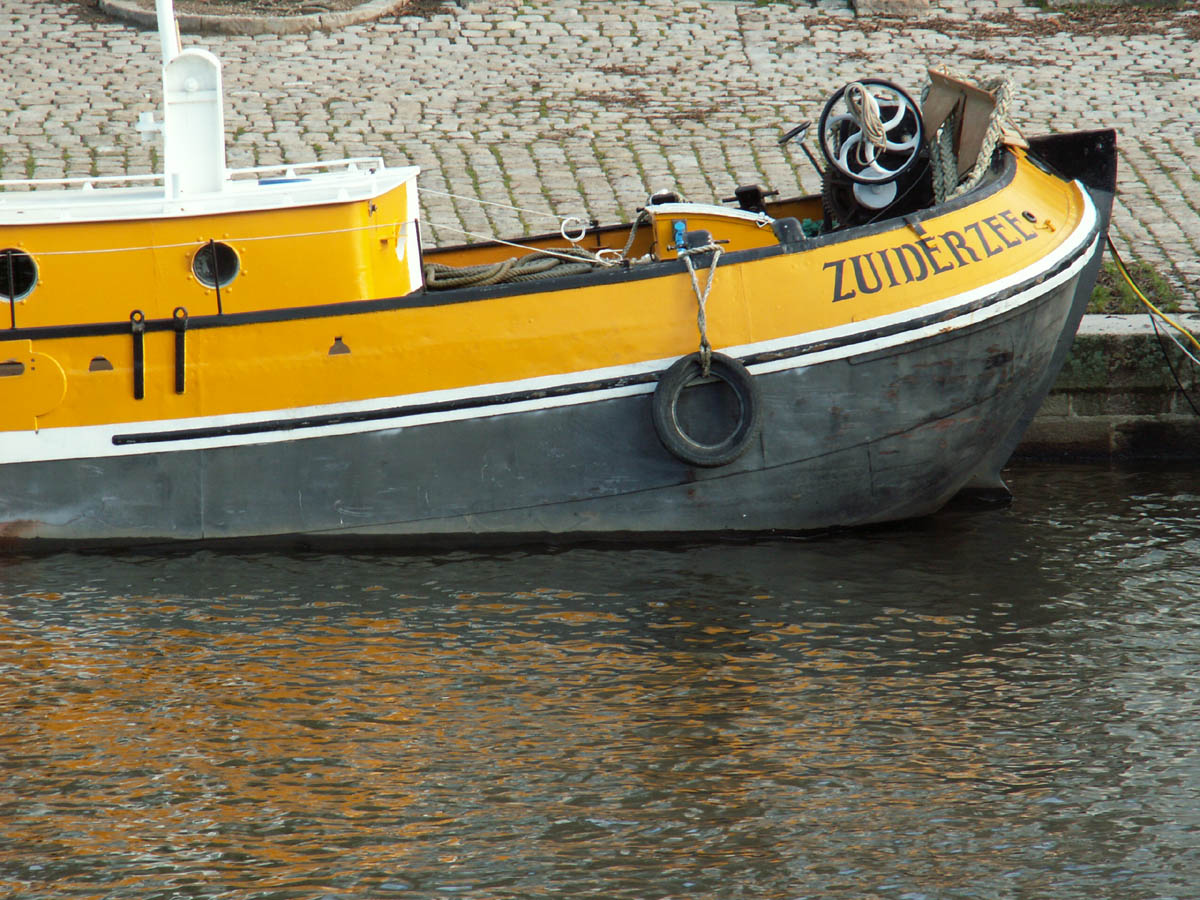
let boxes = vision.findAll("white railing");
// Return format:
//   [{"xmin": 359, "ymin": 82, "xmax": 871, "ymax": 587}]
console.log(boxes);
[
  {"xmin": 0, "ymin": 173, "xmax": 165, "ymax": 191},
  {"xmin": 226, "ymin": 157, "xmax": 387, "ymax": 181},
  {"xmin": 0, "ymin": 157, "xmax": 389, "ymax": 194}
]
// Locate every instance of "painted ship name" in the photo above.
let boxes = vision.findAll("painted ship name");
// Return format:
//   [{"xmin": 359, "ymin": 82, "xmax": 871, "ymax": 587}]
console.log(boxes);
[{"xmin": 823, "ymin": 208, "xmax": 1041, "ymax": 303}]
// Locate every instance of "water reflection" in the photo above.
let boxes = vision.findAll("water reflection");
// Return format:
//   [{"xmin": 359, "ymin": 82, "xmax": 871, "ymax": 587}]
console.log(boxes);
[{"xmin": 1, "ymin": 464, "xmax": 1199, "ymax": 898}]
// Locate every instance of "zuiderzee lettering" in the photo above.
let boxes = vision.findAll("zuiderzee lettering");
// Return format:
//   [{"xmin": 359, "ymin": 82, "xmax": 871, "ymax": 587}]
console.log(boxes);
[{"xmin": 823, "ymin": 209, "xmax": 1039, "ymax": 303}]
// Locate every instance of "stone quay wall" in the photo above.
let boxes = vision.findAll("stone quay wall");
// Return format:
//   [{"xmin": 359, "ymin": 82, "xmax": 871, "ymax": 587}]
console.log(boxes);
[{"xmin": 1019, "ymin": 316, "xmax": 1200, "ymax": 461}]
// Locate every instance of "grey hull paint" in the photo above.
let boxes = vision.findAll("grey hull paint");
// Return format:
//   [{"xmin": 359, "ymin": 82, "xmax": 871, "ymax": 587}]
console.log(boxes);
[
  {"xmin": 962, "ymin": 130, "xmax": 1119, "ymax": 494},
  {"xmin": 962, "ymin": 189, "xmax": 1115, "ymax": 494},
  {"xmin": 3, "ymin": 272, "xmax": 1082, "ymax": 545}
]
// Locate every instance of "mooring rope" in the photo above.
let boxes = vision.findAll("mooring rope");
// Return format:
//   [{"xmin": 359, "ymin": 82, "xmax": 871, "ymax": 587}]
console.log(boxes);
[
  {"xmin": 924, "ymin": 69, "xmax": 1015, "ymax": 203},
  {"xmin": 421, "ymin": 186, "xmax": 568, "ymax": 223},
  {"xmin": 681, "ymin": 243, "xmax": 724, "ymax": 376},
  {"xmin": 1107, "ymin": 236, "xmax": 1200, "ymax": 360},
  {"xmin": 423, "ymin": 246, "xmax": 612, "ymax": 290},
  {"xmin": 19, "ymin": 220, "xmax": 413, "ymax": 257}
]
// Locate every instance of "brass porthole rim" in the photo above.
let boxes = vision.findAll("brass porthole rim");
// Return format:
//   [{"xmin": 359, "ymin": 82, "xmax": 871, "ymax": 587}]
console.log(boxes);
[
  {"xmin": 0, "ymin": 247, "xmax": 39, "ymax": 302},
  {"xmin": 191, "ymin": 241, "xmax": 241, "ymax": 289}
]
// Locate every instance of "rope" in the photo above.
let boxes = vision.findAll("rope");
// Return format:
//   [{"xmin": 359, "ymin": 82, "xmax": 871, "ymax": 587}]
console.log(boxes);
[
  {"xmin": 23, "ymin": 220, "xmax": 413, "ymax": 258},
  {"xmin": 421, "ymin": 186, "xmax": 569, "ymax": 223},
  {"xmin": 423, "ymin": 246, "xmax": 609, "ymax": 290},
  {"xmin": 924, "ymin": 69, "xmax": 1015, "ymax": 202},
  {"xmin": 844, "ymin": 81, "xmax": 888, "ymax": 166},
  {"xmin": 1106, "ymin": 236, "xmax": 1200, "ymax": 416},
  {"xmin": 424, "ymin": 220, "xmax": 618, "ymax": 266},
  {"xmin": 423, "ymin": 186, "xmax": 592, "ymax": 244},
  {"xmin": 1108, "ymin": 236, "xmax": 1200, "ymax": 358},
  {"xmin": 621, "ymin": 210, "xmax": 651, "ymax": 260},
  {"xmin": 424, "ymin": 256, "xmax": 516, "ymax": 289},
  {"xmin": 1151, "ymin": 315, "xmax": 1200, "ymax": 417},
  {"xmin": 931, "ymin": 122, "xmax": 958, "ymax": 204},
  {"xmin": 422, "ymin": 204, "xmax": 652, "ymax": 290},
  {"xmin": 682, "ymin": 244, "xmax": 724, "ymax": 376}
]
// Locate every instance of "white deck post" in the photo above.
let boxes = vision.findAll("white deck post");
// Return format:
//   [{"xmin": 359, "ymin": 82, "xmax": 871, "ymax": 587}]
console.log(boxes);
[{"xmin": 155, "ymin": 0, "xmax": 227, "ymax": 197}]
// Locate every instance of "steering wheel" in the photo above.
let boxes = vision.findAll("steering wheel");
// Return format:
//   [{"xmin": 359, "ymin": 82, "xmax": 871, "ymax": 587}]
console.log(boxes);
[{"xmin": 817, "ymin": 79, "xmax": 923, "ymax": 185}]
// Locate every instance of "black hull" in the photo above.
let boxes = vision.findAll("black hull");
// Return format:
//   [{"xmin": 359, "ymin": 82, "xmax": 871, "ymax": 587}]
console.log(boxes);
[{"xmin": 963, "ymin": 129, "xmax": 1118, "ymax": 494}]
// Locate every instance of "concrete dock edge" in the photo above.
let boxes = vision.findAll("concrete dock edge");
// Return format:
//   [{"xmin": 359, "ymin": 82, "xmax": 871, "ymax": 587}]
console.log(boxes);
[{"xmin": 1019, "ymin": 314, "xmax": 1200, "ymax": 460}]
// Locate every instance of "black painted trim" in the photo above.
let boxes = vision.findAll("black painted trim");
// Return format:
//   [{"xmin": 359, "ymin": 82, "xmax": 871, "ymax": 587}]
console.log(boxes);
[
  {"xmin": 9, "ymin": 293, "xmax": 422, "ymax": 342},
  {"xmin": 1025, "ymin": 130, "xmax": 1118, "ymax": 196},
  {"xmin": 113, "ymin": 371, "xmax": 659, "ymax": 445}
]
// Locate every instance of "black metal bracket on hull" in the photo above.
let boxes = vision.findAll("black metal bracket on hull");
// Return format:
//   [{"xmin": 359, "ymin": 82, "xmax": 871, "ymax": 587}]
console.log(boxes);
[
  {"xmin": 173, "ymin": 307, "xmax": 188, "ymax": 394},
  {"xmin": 130, "ymin": 310, "xmax": 145, "ymax": 400}
]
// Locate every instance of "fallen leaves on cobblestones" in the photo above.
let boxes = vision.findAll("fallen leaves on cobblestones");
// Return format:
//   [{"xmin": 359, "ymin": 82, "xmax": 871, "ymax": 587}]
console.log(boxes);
[
  {"xmin": 397, "ymin": 0, "xmax": 460, "ymax": 12},
  {"xmin": 984, "ymin": 9, "xmax": 1197, "ymax": 40},
  {"xmin": 854, "ymin": 8, "xmax": 1199, "ymax": 41},
  {"xmin": 172, "ymin": 0, "xmax": 362, "ymax": 11},
  {"xmin": 67, "ymin": 0, "xmax": 1199, "ymax": 35},
  {"xmin": 71, "ymin": 0, "xmax": 456, "ymax": 15}
]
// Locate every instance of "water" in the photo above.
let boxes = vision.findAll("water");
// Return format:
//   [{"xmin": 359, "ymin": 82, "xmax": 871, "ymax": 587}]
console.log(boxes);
[{"xmin": 2, "ymin": 463, "xmax": 1199, "ymax": 900}]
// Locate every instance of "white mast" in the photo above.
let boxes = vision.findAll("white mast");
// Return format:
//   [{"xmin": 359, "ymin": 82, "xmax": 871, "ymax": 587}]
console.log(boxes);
[
  {"xmin": 156, "ymin": 0, "xmax": 181, "ymax": 63},
  {"xmin": 153, "ymin": 0, "xmax": 228, "ymax": 197}
]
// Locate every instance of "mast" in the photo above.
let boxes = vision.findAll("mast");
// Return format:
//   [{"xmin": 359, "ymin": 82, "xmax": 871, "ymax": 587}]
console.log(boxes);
[
  {"xmin": 150, "ymin": 0, "xmax": 227, "ymax": 197},
  {"xmin": 156, "ymin": 0, "xmax": 181, "ymax": 63}
]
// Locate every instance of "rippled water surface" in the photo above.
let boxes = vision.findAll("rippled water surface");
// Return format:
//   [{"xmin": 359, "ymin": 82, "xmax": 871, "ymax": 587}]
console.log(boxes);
[{"xmin": 2, "ymin": 463, "xmax": 1200, "ymax": 899}]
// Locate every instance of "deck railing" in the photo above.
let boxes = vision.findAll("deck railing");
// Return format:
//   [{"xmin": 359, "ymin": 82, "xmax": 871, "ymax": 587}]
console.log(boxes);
[{"xmin": 0, "ymin": 157, "xmax": 389, "ymax": 193}]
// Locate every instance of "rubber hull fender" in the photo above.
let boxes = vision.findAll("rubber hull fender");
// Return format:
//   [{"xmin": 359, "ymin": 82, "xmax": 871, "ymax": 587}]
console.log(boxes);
[{"xmin": 652, "ymin": 352, "xmax": 761, "ymax": 468}]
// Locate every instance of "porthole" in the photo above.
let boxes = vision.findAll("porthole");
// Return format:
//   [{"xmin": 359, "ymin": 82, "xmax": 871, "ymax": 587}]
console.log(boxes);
[
  {"xmin": 192, "ymin": 241, "xmax": 240, "ymax": 288},
  {"xmin": 0, "ymin": 248, "xmax": 38, "ymax": 302}
]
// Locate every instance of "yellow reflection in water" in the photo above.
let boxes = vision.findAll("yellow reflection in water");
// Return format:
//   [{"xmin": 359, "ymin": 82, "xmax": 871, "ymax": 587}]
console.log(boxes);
[{"xmin": 0, "ymin": 596, "xmax": 1071, "ymax": 897}]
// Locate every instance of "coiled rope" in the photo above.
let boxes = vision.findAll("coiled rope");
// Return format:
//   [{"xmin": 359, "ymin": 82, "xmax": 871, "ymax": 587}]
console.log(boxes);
[
  {"xmin": 844, "ymin": 81, "xmax": 889, "ymax": 165},
  {"xmin": 422, "ymin": 206, "xmax": 652, "ymax": 291},
  {"xmin": 423, "ymin": 246, "xmax": 612, "ymax": 289}
]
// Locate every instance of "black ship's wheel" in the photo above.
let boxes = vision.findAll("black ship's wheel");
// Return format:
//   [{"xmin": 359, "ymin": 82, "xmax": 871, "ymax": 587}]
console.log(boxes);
[{"xmin": 818, "ymin": 79, "xmax": 924, "ymax": 185}]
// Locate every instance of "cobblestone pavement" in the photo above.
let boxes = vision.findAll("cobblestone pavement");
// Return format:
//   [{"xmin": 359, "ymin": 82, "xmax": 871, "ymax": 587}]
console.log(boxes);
[{"xmin": 2, "ymin": 0, "xmax": 1198, "ymax": 299}]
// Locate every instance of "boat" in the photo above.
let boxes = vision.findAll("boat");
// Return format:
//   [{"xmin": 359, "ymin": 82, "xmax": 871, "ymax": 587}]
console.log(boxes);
[{"xmin": 0, "ymin": 1, "xmax": 1116, "ymax": 546}]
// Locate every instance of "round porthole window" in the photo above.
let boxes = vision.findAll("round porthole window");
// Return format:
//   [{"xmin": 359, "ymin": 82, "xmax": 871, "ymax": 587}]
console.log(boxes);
[
  {"xmin": 192, "ymin": 241, "xmax": 240, "ymax": 288},
  {"xmin": 0, "ymin": 248, "xmax": 38, "ymax": 302}
]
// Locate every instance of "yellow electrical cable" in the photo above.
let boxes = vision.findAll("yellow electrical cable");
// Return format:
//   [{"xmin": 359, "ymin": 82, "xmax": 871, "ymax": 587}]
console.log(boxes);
[{"xmin": 1106, "ymin": 236, "xmax": 1200, "ymax": 356}]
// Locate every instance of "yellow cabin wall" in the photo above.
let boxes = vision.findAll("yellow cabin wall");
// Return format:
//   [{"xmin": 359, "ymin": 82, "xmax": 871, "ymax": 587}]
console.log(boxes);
[{"xmin": 5, "ymin": 182, "xmax": 415, "ymax": 328}]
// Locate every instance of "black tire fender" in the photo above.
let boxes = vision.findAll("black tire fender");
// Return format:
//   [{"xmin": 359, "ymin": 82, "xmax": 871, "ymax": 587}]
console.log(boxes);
[{"xmin": 652, "ymin": 352, "xmax": 761, "ymax": 468}]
